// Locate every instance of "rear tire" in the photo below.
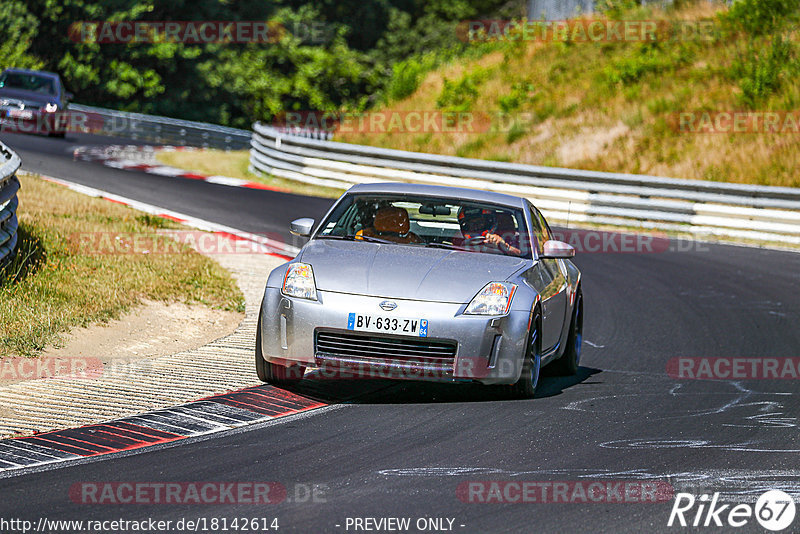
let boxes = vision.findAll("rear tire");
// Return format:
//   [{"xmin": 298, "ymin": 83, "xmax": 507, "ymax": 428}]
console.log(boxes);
[
  {"xmin": 255, "ymin": 309, "xmax": 305, "ymax": 385},
  {"xmin": 550, "ymin": 288, "xmax": 583, "ymax": 376},
  {"xmin": 511, "ymin": 311, "xmax": 541, "ymax": 399}
]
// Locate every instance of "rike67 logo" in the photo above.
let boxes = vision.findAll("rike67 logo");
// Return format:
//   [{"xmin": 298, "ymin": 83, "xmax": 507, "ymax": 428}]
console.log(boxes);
[{"xmin": 668, "ymin": 490, "xmax": 796, "ymax": 531}]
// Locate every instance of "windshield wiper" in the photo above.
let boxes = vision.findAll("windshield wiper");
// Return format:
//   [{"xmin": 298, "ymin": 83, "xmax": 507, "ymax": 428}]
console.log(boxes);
[
  {"xmin": 411, "ymin": 242, "xmax": 465, "ymax": 251},
  {"xmin": 318, "ymin": 234, "xmax": 395, "ymax": 244},
  {"xmin": 317, "ymin": 234, "xmax": 355, "ymax": 240}
]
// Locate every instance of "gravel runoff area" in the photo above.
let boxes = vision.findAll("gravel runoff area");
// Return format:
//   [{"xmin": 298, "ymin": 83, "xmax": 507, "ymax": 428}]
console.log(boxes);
[{"xmin": 0, "ymin": 244, "xmax": 285, "ymax": 438}]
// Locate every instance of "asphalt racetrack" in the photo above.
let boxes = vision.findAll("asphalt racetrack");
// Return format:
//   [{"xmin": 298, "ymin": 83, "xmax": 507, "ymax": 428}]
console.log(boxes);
[{"xmin": 2, "ymin": 130, "xmax": 799, "ymax": 533}]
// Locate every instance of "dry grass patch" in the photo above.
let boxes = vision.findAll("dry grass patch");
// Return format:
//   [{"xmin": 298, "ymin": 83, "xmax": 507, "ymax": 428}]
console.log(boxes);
[{"xmin": 0, "ymin": 175, "xmax": 245, "ymax": 357}]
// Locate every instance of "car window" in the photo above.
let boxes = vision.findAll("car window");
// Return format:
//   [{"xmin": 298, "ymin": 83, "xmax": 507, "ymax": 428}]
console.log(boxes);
[
  {"xmin": 0, "ymin": 72, "xmax": 57, "ymax": 96},
  {"xmin": 528, "ymin": 205, "xmax": 547, "ymax": 254},
  {"xmin": 317, "ymin": 194, "xmax": 532, "ymax": 258},
  {"xmin": 535, "ymin": 207, "xmax": 551, "ymax": 242}
]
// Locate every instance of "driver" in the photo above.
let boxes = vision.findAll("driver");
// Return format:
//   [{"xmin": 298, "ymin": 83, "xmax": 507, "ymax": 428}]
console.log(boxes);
[{"xmin": 457, "ymin": 207, "xmax": 521, "ymax": 256}]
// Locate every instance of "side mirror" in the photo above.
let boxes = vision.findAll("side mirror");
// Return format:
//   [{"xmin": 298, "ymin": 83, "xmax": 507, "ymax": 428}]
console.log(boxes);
[
  {"xmin": 541, "ymin": 240, "xmax": 575, "ymax": 259},
  {"xmin": 290, "ymin": 217, "xmax": 315, "ymax": 237}
]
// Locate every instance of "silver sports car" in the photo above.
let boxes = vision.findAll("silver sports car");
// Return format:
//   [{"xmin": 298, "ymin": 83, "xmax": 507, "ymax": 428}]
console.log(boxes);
[{"xmin": 256, "ymin": 183, "xmax": 583, "ymax": 397}]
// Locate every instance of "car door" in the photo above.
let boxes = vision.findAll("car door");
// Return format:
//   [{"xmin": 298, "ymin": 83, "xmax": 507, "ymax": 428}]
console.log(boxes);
[{"xmin": 529, "ymin": 205, "xmax": 568, "ymax": 353}]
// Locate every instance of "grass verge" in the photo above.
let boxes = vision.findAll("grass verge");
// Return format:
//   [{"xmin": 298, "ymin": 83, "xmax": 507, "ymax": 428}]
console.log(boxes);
[
  {"xmin": 155, "ymin": 149, "xmax": 345, "ymax": 199},
  {"xmin": 0, "ymin": 174, "xmax": 245, "ymax": 357}
]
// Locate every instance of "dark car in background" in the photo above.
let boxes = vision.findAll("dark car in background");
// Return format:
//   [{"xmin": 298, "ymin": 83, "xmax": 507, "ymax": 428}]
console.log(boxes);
[{"xmin": 0, "ymin": 68, "xmax": 72, "ymax": 137}]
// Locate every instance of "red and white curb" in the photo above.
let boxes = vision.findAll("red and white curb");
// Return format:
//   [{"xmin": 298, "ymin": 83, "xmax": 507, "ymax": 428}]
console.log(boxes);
[
  {"xmin": 73, "ymin": 144, "xmax": 288, "ymax": 192},
  {"xmin": 36, "ymin": 173, "xmax": 299, "ymax": 260},
  {"xmin": 0, "ymin": 173, "xmax": 317, "ymax": 475},
  {"xmin": 0, "ymin": 386, "xmax": 327, "ymax": 474}
]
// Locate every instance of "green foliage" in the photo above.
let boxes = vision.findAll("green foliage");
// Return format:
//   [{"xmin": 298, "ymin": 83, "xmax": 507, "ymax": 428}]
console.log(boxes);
[
  {"xmin": 505, "ymin": 120, "xmax": 527, "ymax": 144},
  {"xmin": 437, "ymin": 77, "xmax": 478, "ymax": 112},
  {"xmin": 0, "ymin": 1, "xmax": 43, "ymax": 70},
  {"xmin": 135, "ymin": 214, "xmax": 171, "ymax": 229},
  {"xmin": 498, "ymin": 82, "xmax": 534, "ymax": 113},
  {"xmin": 722, "ymin": 0, "xmax": 799, "ymax": 35},
  {"xmin": 602, "ymin": 42, "xmax": 692, "ymax": 86},
  {"xmin": 732, "ymin": 36, "xmax": 798, "ymax": 108},
  {"xmin": 372, "ymin": 1, "xmax": 512, "ymax": 105},
  {"xmin": 594, "ymin": 0, "xmax": 644, "ymax": 18},
  {"xmin": 5, "ymin": 0, "xmax": 512, "ymax": 127},
  {"xmin": 717, "ymin": 0, "xmax": 800, "ymax": 109},
  {"xmin": 436, "ymin": 68, "xmax": 489, "ymax": 112},
  {"xmin": 387, "ymin": 53, "xmax": 438, "ymax": 102},
  {"xmin": 455, "ymin": 137, "xmax": 486, "ymax": 157},
  {"xmin": 646, "ymin": 96, "xmax": 676, "ymax": 115}
]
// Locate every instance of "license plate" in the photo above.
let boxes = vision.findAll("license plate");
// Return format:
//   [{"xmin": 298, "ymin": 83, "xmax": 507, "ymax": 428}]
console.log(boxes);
[
  {"xmin": 8, "ymin": 109, "xmax": 32, "ymax": 119},
  {"xmin": 347, "ymin": 313, "xmax": 428, "ymax": 338}
]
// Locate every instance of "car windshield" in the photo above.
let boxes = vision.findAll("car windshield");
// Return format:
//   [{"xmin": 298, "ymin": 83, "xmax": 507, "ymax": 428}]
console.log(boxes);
[
  {"xmin": 316, "ymin": 194, "xmax": 532, "ymax": 258},
  {"xmin": 0, "ymin": 72, "xmax": 57, "ymax": 96}
]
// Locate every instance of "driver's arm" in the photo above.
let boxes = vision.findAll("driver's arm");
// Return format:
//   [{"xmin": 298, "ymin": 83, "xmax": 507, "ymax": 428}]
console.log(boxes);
[{"xmin": 485, "ymin": 233, "xmax": 521, "ymax": 255}]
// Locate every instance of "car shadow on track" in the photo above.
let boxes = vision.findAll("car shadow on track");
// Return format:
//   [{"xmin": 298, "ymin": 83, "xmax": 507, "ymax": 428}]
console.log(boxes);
[{"xmin": 280, "ymin": 366, "xmax": 602, "ymax": 405}]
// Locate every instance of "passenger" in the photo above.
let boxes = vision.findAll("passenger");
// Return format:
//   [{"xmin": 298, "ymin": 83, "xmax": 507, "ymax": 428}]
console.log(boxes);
[{"xmin": 357, "ymin": 206, "xmax": 422, "ymax": 244}]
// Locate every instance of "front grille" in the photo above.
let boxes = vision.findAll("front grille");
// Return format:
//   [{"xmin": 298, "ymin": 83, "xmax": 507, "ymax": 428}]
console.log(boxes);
[
  {"xmin": 315, "ymin": 330, "xmax": 456, "ymax": 365},
  {"xmin": 0, "ymin": 99, "xmax": 23, "ymax": 109},
  {"xmin": 23, "ymin": 103, "xmax": 41, "ymax": 111}
]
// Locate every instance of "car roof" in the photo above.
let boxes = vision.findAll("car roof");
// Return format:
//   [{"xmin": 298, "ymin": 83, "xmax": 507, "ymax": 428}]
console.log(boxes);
[
  {"xmin": 346, "ymin": 182, "xmax": 527, "ymax": 209},
  {"xmin": 2, "ymin": 68, "xmax": 61, "ymax": 80}
]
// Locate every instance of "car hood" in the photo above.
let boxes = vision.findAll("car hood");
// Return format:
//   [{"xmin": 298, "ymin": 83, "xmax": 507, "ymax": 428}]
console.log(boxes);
[
  {"xmin": 0, "ymin": 88, "xmax": 55, "ymax": 106},
  {"xmin": 299, "ymin": 239, "xmax": 527, "ymax": 303}
]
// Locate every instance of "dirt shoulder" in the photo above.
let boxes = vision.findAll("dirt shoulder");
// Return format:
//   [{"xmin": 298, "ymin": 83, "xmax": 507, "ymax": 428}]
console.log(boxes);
[{"xmin": 0, "ymin": 299, "xmax": 243, "ymax": 387}]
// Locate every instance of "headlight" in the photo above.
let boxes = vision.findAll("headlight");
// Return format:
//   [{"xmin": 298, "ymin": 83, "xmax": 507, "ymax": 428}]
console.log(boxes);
[
  {"xmin": 281, "ymin": 263, "xmax": 317, "ymax": 300},
  {"xmin": 44, "ymin": 103, "xmax": 58, "ymax": 113},
  {"xmin": 465, "ymin": 282, "xmax": 517, "ymax": 315}
]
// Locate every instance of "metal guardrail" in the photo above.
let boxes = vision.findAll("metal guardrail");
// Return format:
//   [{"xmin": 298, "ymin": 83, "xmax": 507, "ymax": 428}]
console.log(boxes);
[
  {"xmin": 527, "ymin": 0, "xmax": 677, "ymax": 20},
  {"xmin": 0, "ymin": 141, "xmax": 21, "ymax": 266},
  {"xmin": 249, "ymin": 122, "xmax": 800, "ymax": 244},
  {"xmin": 69, "ymin": 104, "xmax": 251, "ymax": 150}
]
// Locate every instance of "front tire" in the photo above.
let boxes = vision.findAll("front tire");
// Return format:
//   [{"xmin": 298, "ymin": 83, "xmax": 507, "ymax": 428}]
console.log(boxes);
[
  {"xmin": 511, "ymin": 311, "xmax": 542, "ymax": 399},
  {"xmin": 255, "ymin": 310, "xmax": 305, "ymax": 385},
  {"xmin": 550, "ymin": 288, "xmax": 583, "ymax": 376}
]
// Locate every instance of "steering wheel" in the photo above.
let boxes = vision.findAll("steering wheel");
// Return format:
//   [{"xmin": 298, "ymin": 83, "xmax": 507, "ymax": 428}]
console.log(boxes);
[{"xmin": 463, "ymin": 236, "xmax": 499, "ymax": 248}]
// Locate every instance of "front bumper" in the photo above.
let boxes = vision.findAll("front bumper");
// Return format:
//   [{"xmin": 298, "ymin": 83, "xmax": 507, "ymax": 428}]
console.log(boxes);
[
  {"xmin": 259, "ymin": 287, "xmax": 531, "ymax": 385},
  {"xmin": 0, "ymin": 111, "xmax": 67, "ymax": 134}
]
